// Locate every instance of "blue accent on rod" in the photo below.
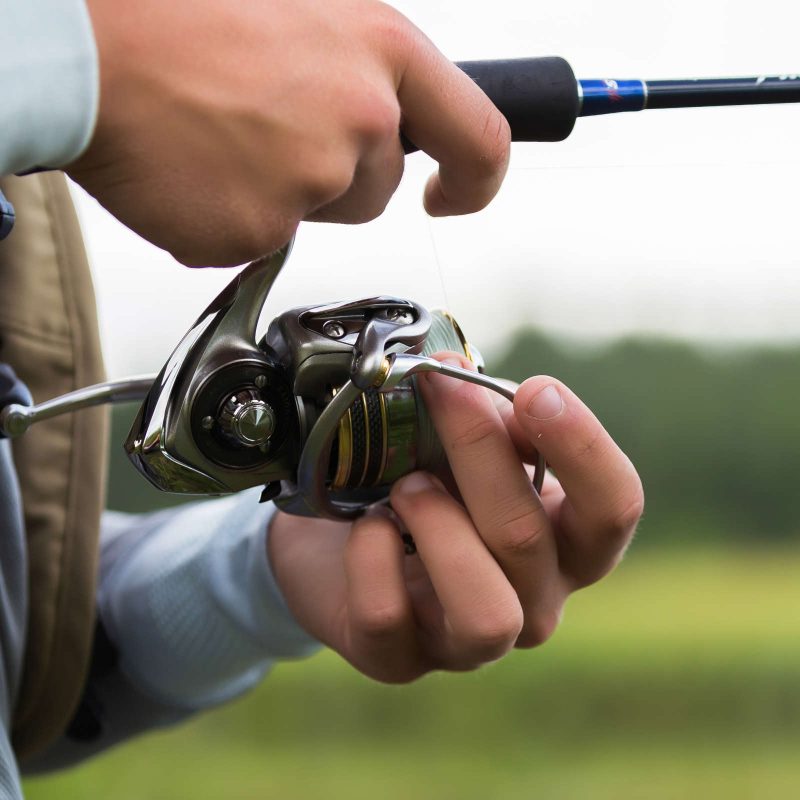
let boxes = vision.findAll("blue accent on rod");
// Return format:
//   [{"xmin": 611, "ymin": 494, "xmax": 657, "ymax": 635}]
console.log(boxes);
[
  {"xmin": 579, "ymin": 79, "xmax": 647, "ymax": 117},
  {"xmin": 0, "ymin": 190, "xmax": 15, "ymax": 241}
]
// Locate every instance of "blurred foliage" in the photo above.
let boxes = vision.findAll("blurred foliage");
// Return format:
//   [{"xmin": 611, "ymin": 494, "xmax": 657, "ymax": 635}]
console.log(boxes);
[
  {"xmin": 49, "ymin": 330, "xmax": 799, "ymax": 799},
  {"xmin": 25, "ymin": 550, "xmax": 800, "ymax": 799},
  {"xmin": 491, "ymin": 330, "xmax": 800, "ymax": 546},
  {"xmin": 107, "ymin": 328, "xmax": 800, "ymax": 546}
]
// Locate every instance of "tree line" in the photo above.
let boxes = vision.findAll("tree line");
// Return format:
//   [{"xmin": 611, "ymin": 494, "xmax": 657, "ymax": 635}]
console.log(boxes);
[{"xmin": 106, "ymin": 330, "xmax": 800, "ymax": 548}]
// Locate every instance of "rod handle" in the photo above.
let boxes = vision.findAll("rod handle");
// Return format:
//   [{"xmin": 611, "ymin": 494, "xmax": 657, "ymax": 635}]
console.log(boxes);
[{"xmin": 402, "ymin": 56, "xmax": 579, "ymax": 154}]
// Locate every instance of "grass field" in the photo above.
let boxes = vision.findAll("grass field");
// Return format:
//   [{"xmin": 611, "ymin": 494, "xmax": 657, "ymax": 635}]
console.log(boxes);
[{"xmin": 24, "ymin": 547, "xmax": 800, "ymax": 800}]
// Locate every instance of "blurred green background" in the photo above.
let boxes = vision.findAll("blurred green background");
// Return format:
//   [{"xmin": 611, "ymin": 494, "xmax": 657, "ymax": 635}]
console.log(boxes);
[{"xmin": 24, "ymin": 330, "xmax": 800, "ymax": 799}]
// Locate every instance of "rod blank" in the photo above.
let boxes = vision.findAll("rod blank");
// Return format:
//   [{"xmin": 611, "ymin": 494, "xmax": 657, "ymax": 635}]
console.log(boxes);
[{"xmin": 402, "ymin": 59, "xmax": 800, "ymax": 152}]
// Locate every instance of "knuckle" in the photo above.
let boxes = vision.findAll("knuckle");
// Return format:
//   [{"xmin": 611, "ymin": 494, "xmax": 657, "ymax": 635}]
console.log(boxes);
[
  {"xmin": 516, "ymin": 608, "xmax": 562, "ymax": 649},
  {"xmin": 351, "ymin": 92, "xmax": 402, "ymax": 145},
  {"xmin": 333, "ymin": 184, "xmax": 396, "ymax": 225},
  {"xmin": 573, "ymin": 427, "xmax": 608, "ymax": 462},
  {"xmin": 303, "ymin": 159, "xmax": 355, "ymax": 209},
  {"xmin": 258, "ymin": 217, "xmax": 300, "ymax": 256},
  {"xmin": 479, "ymin": 109, "xmax": 511, "ymax": 175},
  {"xmin": 170, "ymin": 246, "xmax": 208, "ymax": 268},
  {"xmin": 463, "ymin": 108, "xmax": 511, "ymax": 191},
  {"xmin": 495, "ymin": 502, "xmax": 549, "ymax": 557},
  {"xmin": 172, "ymin": 201, "xmax": 300, "ymax": 267},
  {"xmin": 369, "ymin": 666, "xmax": 424, "ymax": 686},
  {"xmin": 450, "ymin": 416, "xmax": 497, "ymax": 451},
  {"xmin": 459, "ymin": 601, "xmax": 524, "ymax": 661},
  {"xmin": 171, "ymin": 240, "xmax": 255, "ymax": 269},
  {"xmin": 355, "ymin": 601, "xmax": 409, "ymax": 641},
  {"xmin": 453, "ymin": 110, "xmax": 510, "ymax": 215},
  {"xmin": 618, "ymin": 479, "xmax": 646, "ymax": 530},
  {"xmin": 594, "ymin": 475, "xmax": 646, "ymax": 543},
  {"xmin": 186, "ymin": 209, "xmax": 298, "ymax": 267}
]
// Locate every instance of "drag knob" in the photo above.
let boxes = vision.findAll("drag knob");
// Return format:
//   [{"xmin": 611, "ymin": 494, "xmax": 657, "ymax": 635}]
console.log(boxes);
[{"xmin": 217, "ymin": 389, "xmax": 276, "ymax": 448}]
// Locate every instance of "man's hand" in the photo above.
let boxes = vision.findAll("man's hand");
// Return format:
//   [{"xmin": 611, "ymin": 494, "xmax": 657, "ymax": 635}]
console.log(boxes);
[
  {"xmin": 268, "ymin": 354, "xmax": 644, "ymax": 683},
  {"xmin": 68, "ymin": 0, "xmax": 510, "ymax": 267}
]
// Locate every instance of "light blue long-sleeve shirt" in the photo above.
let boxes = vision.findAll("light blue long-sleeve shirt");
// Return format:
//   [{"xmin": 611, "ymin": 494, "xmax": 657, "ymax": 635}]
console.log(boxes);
[
  {"xmin": 0, "ymin": 453, "xmax": 320, "ymax": 789},
  {"xmin": 1, "ymin": 1, "xmax": 321, "ymax": 794},
  {"xmin": 0, "ymin": 0, "xmax": 98, "ymax": 174},
  {"xmin": 26, "ymin": 490, "xmax": 320, "ymax": 774}
]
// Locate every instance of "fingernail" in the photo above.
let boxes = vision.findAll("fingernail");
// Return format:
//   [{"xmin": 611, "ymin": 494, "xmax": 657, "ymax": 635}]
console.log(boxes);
[
  {"xmin": 395, "ymin": 471, "xmax": 437, "ymax": 496},
  {"xmin": 526, "ymin": 384, "xmax": 564, "ymax": 420}
]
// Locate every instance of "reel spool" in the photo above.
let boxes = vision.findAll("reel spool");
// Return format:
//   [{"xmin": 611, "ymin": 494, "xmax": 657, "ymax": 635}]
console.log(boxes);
[{"xmin": 328, "ymin": 311, "xmax": 475, "ymax": 494}]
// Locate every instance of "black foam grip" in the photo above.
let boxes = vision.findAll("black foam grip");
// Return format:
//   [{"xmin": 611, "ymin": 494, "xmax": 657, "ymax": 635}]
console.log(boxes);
[{"xmin": 402, "ymin": 56, "xmax": 579, "ymax": 154}]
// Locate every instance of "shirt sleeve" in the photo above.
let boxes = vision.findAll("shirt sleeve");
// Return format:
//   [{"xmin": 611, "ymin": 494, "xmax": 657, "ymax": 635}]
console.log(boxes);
[
  {"xmin": 24, "ymin": 491, "xmax": 320, "ymax": 774},
  {"xmin": 97, "ymin": 490, "xmax": 320, "ymax": 711},
  {"xmin": 0, "ymin": 0, "xmax": 99, "ymax": 175}
]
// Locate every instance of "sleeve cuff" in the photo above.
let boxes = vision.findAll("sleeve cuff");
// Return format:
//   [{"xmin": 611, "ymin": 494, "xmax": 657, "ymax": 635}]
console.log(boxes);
[
  {"xmin": 98, "ymin": 491, "xmax": 320, "ymax": 712},
  {"xmin": 0, "ymin": 0, "xmax": 99, "ymax": 174}
]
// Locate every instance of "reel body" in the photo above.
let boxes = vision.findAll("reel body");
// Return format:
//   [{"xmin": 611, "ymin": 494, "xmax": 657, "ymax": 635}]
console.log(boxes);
[
  {"xmin": 124, "ymin": 245, "xmax": 544, "ymax": 520},
  {"xmin": 0, "ymin": 242, "xmax": 543, "ymax": 520}
]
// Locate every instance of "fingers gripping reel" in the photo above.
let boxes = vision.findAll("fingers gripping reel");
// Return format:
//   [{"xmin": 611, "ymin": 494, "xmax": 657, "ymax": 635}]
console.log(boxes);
[{"xmin": 122, "ymin": 242, "xmax": 545, "ymax": 519}]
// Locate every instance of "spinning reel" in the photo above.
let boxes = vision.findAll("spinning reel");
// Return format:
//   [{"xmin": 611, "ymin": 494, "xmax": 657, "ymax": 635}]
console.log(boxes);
[
  {"xmin": 124, "ymin": 242, "xmax": 545, "ymax": 519},
  {"xmin": 4, "ymin": 55, "xmax": 799, "ymax": 518},
  {"xmin": 0, "ymin": 241, "xmax": 545, "ymax": 520}
]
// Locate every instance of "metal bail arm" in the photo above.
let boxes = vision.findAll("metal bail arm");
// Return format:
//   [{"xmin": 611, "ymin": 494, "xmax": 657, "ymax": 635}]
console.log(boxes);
[{"xmin": 292, "ymin": 352, "xmax": 547, "ymax": 521}]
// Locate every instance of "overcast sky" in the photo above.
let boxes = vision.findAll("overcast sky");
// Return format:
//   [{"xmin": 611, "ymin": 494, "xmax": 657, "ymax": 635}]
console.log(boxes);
[{"xmin": 73, "ymin": 0, "xmax": 800, "ymax": 377}]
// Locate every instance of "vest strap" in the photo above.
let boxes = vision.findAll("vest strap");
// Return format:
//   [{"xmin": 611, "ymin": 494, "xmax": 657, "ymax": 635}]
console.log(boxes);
[
  {"xmin": 0, "ymin": 172, "xmax": 108, "ymax": 761},
  {"xmin": 0, "ymin": 365, "xmax": 32, "ymax": 421}
]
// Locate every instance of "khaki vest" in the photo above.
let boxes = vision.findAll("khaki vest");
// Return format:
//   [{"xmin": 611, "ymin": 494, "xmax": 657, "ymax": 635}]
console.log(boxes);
[{"xmin": 0, "ymin": 173, "xmax": 108, "ymax": 761}]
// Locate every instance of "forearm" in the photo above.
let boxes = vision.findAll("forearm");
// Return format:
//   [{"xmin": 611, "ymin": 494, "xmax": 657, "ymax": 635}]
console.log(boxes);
[
  {"xmin": 97, "ymin": 492, "xmax": 319, "ymax": 708},
  {"xmin": 26, "ymin": 490, "xmax": 319, "ymax": 772},
  {"xmin": 0, "ymin": 0, "xmax": 98, "ymax": 175}
]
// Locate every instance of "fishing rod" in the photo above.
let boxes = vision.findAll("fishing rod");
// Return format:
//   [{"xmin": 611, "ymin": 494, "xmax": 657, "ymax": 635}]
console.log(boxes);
[
  {"xmin": 2, "ymin": 56, "xmax": 798, "ymax": 519},
  {"xmin": 2, "ymin": 57, "xmax": 799, "ymax": 238},
  {"xmin": 402, "ymin": 56, "xmax": 800, "ymax": 149}
]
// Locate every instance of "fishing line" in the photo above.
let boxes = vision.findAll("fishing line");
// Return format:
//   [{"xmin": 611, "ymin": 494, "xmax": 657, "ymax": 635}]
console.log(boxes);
[{"xmin": 425, "ymin": 214, "xmax": 453, "ymax": 315}]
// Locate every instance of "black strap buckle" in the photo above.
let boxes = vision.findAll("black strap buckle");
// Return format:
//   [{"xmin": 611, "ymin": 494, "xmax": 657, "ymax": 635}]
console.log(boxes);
[
  {"xmin": 0, "ymin": 189, "xmax": 15, "ymax": 240},
  {"xmin": 0, "ymin": 365, "xmax": 32, "ymax": 438}
]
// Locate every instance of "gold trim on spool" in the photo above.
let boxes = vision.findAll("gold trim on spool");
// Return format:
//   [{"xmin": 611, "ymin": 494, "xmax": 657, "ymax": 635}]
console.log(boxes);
[
  {"xmin": 331, "ymin": 310, "xmax": 473, "ymax": 492},
  {"xmin": 372, "ymin": 357, "xmax": 391, "ymax": 388},
  {"xmin": 439, "ymin": 310, "xmax": 474, "ymax": 363},
  {"xmin": 331, "ymin": 391, "xmax": 353, "ymax": 491},
  {"xmin": 377, "ymin": 390, "xmax": 389, "ymax": 486},
  {"xmin": 358, "ymin": 392, "xmax": 371, "ymax": 488}
]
